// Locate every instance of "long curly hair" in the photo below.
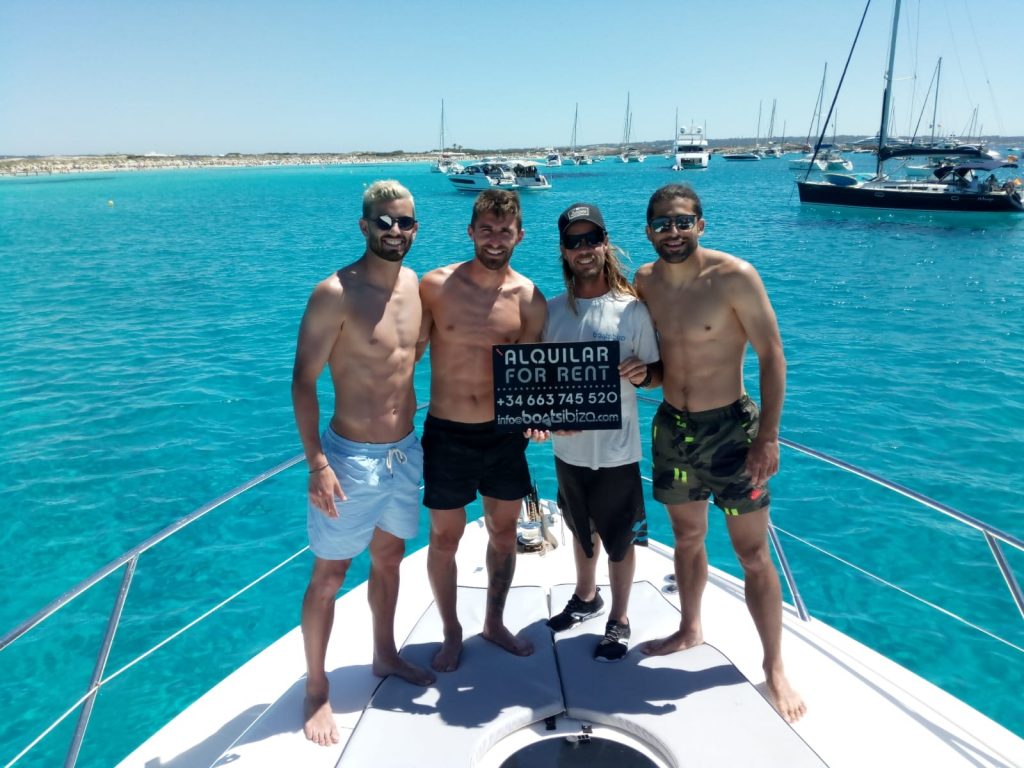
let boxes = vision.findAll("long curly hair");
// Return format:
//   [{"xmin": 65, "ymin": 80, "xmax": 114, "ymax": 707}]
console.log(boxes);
[{"xmin": 562, "ymin": 239, "xmax": 636, "ymax": 315}]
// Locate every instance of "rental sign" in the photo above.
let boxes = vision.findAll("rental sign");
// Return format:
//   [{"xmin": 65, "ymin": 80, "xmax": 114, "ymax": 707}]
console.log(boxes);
[{"xmin": 492, "ymin": 341, "xmax": 621, "ymax": 432}]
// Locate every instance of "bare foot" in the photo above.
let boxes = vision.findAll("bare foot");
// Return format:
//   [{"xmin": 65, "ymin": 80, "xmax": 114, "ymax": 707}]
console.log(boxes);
[
  {"xmin": 638, "ymin": 628, "xmax": 703, "ymax": 656},
  {"xmin": 432, "ymin": 631, "xmax": 463, "ymax": 673},
  {"xmin": 303, "ymin": 684, "xmax": 339, "ymax": 747},
  {"xmin": 373, "ymin": 654, "xmax": 436, "ymax": 686},
  {"xmin": 766, "ymin": 669, "xmax": 807, "ymax": 723},
  {"xmin": 482, "ymin": 624, "xmax": 534, "ymax": 657}
]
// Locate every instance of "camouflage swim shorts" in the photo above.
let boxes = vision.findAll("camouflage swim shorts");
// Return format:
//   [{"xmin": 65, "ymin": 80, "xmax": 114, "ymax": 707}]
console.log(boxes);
[{"xmin": 651, "ymin": 396, "xmax": 770, "ymax": 515}]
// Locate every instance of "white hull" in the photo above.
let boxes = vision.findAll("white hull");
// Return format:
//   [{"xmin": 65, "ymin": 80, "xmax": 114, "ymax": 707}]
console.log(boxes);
[{"xmin": 119, "ymin": 511, "xmax": 1024, "ymax": 768}]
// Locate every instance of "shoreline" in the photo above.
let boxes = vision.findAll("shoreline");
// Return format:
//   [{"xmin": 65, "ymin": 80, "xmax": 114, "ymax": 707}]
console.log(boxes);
[
  {"xmin": 0, "ymin": 152, "xmax": 451, "ymax": 177},
  {"xmin": 0, "ymin": 144, "xmax": 783, "ymax": 177}
]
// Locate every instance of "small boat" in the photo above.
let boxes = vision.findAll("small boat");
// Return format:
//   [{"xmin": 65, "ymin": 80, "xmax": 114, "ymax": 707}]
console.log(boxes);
[
  {"xmin": 5, "ymin": 431, "xmax": 1022, "ymax": 767},
  {"xmin": 722, "ymin": 150, "xmax": 763, "ymax": 161},
  {"xmin": 446, "ymin": 162, "xmax": 518, "ymax": 192},
  {"xmin": 509, "ymin": 161, "xmax": 552, "ymax": 191}
]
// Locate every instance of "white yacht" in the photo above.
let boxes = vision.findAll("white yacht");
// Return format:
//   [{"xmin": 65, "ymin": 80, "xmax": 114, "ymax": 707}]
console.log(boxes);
[
  {"xmin": 509, "ymin": 161, "xmax": 552, "ymax": 190},
  {"xmin": 544, "ymin": 150, "xmax": 562, "ymax": 167},
  {"xmin": 446, "ymin": 162, "xmax": 517, "ymax": 192},
  {"xmin": 672, "ymin": 126, "xmax": 711, "ymax": 170},
  {"xmin": 5, "ymin": 428, "xmax": 1022, "ymax": 767}
]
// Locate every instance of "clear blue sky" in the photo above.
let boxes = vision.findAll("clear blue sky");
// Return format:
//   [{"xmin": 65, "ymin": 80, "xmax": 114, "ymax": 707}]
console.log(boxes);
[{"xmin": 2, "ymin": 0, "xmax": 1021, "ymax": 156}]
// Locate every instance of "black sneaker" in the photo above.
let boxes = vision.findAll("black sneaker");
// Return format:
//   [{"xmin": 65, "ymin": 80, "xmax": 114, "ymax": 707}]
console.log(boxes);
[
  {"xmin": 594, "ymin": 620, "xmax": 630, "ymax": 662},
  {"xmin": 547, "ymin": 589, "xmax": 605, "ymax": 632}
]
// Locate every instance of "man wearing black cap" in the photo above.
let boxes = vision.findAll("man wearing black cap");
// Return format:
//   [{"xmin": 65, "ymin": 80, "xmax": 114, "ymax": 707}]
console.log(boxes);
[{"xmin": 542, "ymin": 202, "xmax": 661, "ymax": 662}]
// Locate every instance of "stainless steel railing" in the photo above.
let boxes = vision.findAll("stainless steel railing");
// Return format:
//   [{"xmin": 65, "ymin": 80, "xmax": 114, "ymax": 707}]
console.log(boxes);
[{"xmin": 2, "ymin": 433, "xmax": 1022, "ymax": 767}]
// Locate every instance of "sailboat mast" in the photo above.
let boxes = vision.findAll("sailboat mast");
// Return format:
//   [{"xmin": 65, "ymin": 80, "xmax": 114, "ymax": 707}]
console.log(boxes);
[
  {"xmin": 440, "ymin": 99, "xmax": 446, "ymax": 152},
  {"xmin": 930, "ymin": 57, "xmax": 941, "ymax": 144},
  {"xmin": 876, "ymin": 0, "xmax": 903, "ymax": 176},
  {"xmin": 756, "ymin": 100, "xmax": 762, "ymax": 149}
]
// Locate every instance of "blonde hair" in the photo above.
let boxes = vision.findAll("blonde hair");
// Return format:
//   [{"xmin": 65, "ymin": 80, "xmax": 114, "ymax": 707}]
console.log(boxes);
[
  {"xmin": 362, "ymin": 180, "xmax": 414, "ymax": 218},
  {"xmin": 562, "ymin": 241, "xmax": 636, "ymax": 314}
]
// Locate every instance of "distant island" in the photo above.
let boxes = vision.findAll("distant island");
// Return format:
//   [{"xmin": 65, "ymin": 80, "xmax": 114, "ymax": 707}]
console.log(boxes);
[{"xmin": 2, "ymin": 136, "xmax": 1021, "ymax": 177}]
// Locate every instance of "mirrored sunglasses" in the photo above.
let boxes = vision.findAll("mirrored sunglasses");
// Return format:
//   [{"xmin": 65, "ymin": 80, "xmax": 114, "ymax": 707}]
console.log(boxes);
[{"xmin": 650, "ymin": 214, "xmax": 698, "ymax": 233}]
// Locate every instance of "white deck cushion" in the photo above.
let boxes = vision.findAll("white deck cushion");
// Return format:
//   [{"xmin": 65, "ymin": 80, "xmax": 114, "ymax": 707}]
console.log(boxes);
[
  {"xmin": 552, "ymin": 580, "xmax": 827, "ymax": 767},
  {"xmin": 337, "ymin": 585, "xmax": 564, "ymax": 767}
]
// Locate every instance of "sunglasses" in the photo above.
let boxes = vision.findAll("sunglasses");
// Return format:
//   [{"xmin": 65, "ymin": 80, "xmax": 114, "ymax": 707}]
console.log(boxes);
[
  {"xmin": 370, "ymin": 214, "xmax": 417, "ymax": 232},
  {"xmin": 650, "ymin": 214, "xmax": 698, "ymax": 233},
  {"xmin": 561, "ymin": 229, "xmax": 606, "ymax": 250}
]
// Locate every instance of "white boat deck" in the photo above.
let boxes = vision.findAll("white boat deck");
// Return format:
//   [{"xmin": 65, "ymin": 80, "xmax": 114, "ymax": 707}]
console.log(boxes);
[{"xmin": 117, "ymin": 516, "xmax": 1024, "ymax": 767}]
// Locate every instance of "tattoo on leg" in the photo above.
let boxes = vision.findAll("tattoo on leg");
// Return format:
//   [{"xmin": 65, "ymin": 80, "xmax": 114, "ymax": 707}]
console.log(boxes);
[{"xmin": 488, "ymin": 552, "xmax": 514, "ymax": 614}]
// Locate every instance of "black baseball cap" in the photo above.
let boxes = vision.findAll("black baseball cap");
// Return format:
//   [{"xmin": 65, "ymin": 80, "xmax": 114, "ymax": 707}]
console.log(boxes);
[{"xmin": 557, "ymin": 202, "xmax": 606, "ymax": 234}]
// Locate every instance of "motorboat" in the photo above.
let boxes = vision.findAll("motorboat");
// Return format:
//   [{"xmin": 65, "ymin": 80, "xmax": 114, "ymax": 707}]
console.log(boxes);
[
  {"xmin": 797, "ymin": 0, "xmax": 1023, "ymax": 213},
  {"xmin": 4, "ymin": 421, "xmax": 1022, "ymax": 767},
  {"xmin": 722, "ymin": 150, "xmax": 763, "ymax": 161},
  {"xmin": 823, "ymin": 150, "xmax": 853, "ymax": 172},
  {"xmin": 447, "ymin": 162, "xmax": 518, "ymax": 192},
  {"xmin": 788, "ymin": 154, "xmax": 824, "ymax": 171},
  {"xmin": 544, "ymin": 150, "xmax": 562, "ymax": 167},
  {"xmin": 509, "ymin": 161, "xmax": 552, "ymax": 191},
  {"xmin": 672, "ymin": 126, "xmax": 711, "ymax": 170},
  {"xmin": 619, "ymin": 148, "xmax": 646, "ymax": 163}
]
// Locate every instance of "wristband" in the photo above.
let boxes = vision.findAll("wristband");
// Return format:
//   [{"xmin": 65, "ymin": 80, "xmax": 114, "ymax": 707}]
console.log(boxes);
[
  {"xmin": 309, "ymin": 462, "xmax": 330, "ymax": 474},
  {"xmin": 633, "ymin": 368, "xmax": 652, "ymax": 389}
]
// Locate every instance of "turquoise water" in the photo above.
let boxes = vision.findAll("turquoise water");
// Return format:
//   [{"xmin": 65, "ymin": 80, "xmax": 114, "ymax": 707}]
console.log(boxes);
[{"xmin": 1, "ymin": 157, "xmax": 1022, "ymax": 766}]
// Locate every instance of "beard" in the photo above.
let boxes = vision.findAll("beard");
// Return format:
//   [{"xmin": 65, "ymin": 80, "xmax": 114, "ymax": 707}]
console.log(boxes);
[
  {"xmin": 475, "ymin": 244, "xmax": 513, "ymax": 271},
  {"xmin": 369, "ymin": 232, "xmax": 409, "ymax": 262},
  {"xmin": 655, "ymin": 240, "xmax": 695, "ymax": 264}
]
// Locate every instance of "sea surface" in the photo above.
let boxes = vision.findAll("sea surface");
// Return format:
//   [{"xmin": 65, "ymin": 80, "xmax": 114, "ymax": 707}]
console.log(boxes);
[{"xmin": 1, "ymin": 156, "xmax": 1022, "ymax": 766}]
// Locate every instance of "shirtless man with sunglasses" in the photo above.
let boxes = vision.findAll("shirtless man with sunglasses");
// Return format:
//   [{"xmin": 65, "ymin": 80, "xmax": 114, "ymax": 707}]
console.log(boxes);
[
  {"xmin": 292, "ymin": 180, "xmax": 434, "ymax": 747},
  {"xmin": 634, "ymin": 183, "xmax": 806, "ymax": 723}
]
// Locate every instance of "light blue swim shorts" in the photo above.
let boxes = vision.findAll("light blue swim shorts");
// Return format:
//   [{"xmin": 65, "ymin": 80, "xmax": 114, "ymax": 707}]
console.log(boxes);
[{"xmin": 307, "ymin": 428, "xmax": 422, "ymax": 561}]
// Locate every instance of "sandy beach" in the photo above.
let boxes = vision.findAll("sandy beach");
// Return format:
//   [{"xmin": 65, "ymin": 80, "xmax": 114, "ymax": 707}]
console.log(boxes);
[{"xmin": 0, "ymin": 151, "xmax": 453, "ymax": 177}]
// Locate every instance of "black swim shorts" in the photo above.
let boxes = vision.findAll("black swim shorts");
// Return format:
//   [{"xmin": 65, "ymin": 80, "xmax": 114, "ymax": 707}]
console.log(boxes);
[
  {"xmin": 555, "ymin": 457, "xmax": 647, "ymax": 562},
  {"xmin": 651, "ymin": 396, "xmax": 771, "ymax": 515},
  {"xmin": 422, "ymin": 414, "xmax": 531, "ymax": 510}
]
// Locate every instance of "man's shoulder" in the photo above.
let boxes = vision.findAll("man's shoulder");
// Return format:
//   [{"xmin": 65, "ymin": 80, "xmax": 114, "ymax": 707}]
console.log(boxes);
[
  {"xmin": 422, "ymin": 261, "xmax": 461, "ymax": 281},
  {"xmin": 704, "ymin": 248, "xmax": 753, "ymax": 273},
  {"xmin": 505, "ymin": 266, "xmax": 541, "ymax": 292}
]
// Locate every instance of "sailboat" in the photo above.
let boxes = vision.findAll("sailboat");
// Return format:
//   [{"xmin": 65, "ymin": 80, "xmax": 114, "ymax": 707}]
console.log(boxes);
[
  {"xmin": 618, "ymin": 94, "xmax": 645, "ymax": 163},
  {"xmin": 430, "ymin": 100, "xmax": 463, "ymax": 175},
  {"xmin": 566, "ymin": 103, "xmax": 593, "ymax": 166},
  {"xmin": 763, "ymin": 100, "xmax": 783, "ymax": 158},
  {"xmin": 790, "ymin": 64, "xmax": 829, "ymax": 171},
  {"xmin": 722, "ymin": 101, "xmax": 764, "ymax": 161},
  {"xmin": 797, "ymin": 0, "xmax": 1022, "ymax": 213}
]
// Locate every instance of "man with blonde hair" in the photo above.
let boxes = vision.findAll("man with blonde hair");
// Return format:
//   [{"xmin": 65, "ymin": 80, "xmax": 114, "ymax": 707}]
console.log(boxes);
[{"xmin": 292, "ymin": 179, "xmax": 434, "ymax": 747}]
